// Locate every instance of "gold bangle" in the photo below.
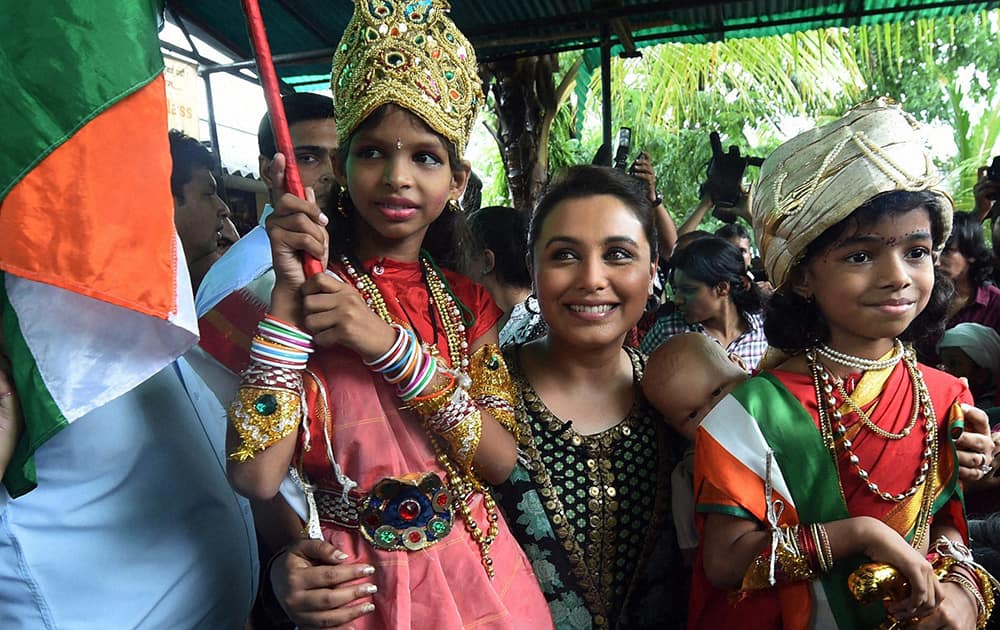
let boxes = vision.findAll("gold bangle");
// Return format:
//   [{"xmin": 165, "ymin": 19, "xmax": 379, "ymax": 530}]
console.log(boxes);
[
  {"xmin": 438, "ymin": 408, "xmax": 482, "ymax": 474},
  {"xmin": 942, "ymin": 573, "xmax": 987, "ymax": 628},
  {"xmin": 970, "ymin": 566, "xmax": 997, "ymax": 630},
  {"xmin": 741, "ymin": 525, "xmax": 816, "ymax": 591},
  {"xmin": 404, "ymin": 379, "xmax": 457, "ymax": 417}
]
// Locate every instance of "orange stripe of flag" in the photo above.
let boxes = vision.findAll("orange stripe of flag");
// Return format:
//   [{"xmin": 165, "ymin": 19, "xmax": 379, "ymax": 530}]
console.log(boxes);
[
  {"xmin": 0, "ymin": 75, "xmax": 176, "ymax": 319},
  {"xmin": 695, "ymin": 429, "xmax": 800, "ymax": 525}
]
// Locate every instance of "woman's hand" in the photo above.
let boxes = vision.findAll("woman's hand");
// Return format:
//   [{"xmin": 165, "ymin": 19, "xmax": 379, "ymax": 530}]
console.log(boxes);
[
  {"xmin": 300, "ymin": 272, "xmax": 396, "ymax": 361},
  {"xmin": 271, "ymin": 539, "xmax": 377, "ymax": 630},
  {"xmin": 264, "ymin": 153, "xmax": 330, "ymax": 323},
  {"xmin": 973, "ymin": 171, "xmax": 999, "ymax": 222},
  {"xmin": 956, "ymin": 403, "xmax": 995, "ymax": 482},
  {"xmin": 859, "ymin": 519, "xmax": 939, "ymax": 619},
  {"xmin": 629, "ymin": 152, "xmax": 659, "ymax": 205}
]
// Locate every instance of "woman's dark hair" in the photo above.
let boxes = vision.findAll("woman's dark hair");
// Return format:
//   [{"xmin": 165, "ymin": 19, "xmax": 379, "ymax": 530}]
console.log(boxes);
[
  {"xmin": 669, "ymin": 237, "xmax": 764, "ymax": 319},
  {"xmin": 946, "ymin": 211, "xmax": 994, "ymax": 289},
  {"xmin": 528, "ymin": 165, "xmax": 659, "ymax": 264},
  {"xmin": 764, "ymin": 190, "xmax": 954, "ymax": 353},
  {"xmin": 327, "ymin": 103, "xmax": 472, "ymax": 272},
  {"xmin": 467, "ymin": 206, "xmax": 532, "ymax": 289}
]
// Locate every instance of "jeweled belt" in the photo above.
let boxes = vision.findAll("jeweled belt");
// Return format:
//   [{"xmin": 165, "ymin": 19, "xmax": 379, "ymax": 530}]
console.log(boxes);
[{"xmin": 315, "ymin": 472, "xmax": 462, "ymax": 552}]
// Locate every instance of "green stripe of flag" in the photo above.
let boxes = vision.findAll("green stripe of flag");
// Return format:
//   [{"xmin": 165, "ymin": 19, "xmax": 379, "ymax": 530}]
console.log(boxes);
[
  {"xmin": 0, "ymin": 0, "xmax": 165, "ymax": 198},
  {"xmin": 736, "ymin": 373, "xmax": 884, "ymax": 629},
  {"xmin": 1, "ymin": 274, "xmax": 65, "ymax": 496}
]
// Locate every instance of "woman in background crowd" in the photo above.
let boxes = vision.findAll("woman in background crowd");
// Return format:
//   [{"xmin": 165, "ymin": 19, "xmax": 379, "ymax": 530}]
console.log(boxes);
[
  {"xmin": 467, "ymin": 205, "xmax": 547, "ymax": 347},
  {"xmin": 641, "ymin": 236, "xmax": 767, "ymax": 371}
]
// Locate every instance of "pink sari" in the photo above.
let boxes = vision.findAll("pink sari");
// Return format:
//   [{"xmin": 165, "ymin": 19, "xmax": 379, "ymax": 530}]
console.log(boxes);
[{"xmin": 296, "ymin": 260, "xmax": 552, "ymax": 629}]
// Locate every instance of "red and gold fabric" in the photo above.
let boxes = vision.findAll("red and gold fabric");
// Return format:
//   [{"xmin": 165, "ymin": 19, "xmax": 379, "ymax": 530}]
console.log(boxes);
[{"xmin": 690, "ymin": 360, "xmax": 971, "ymax": 629}]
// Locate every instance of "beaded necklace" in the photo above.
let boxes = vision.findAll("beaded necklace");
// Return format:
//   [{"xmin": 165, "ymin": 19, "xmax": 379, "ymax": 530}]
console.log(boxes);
[
  {"xmin": 339, "ymin": 253, "xmax": 497, "ymax": 575},
  {"xmin": 806, "ymin": 346, "xmax": 937, "ymax": 548},
  {"xmin": 816, "ymin": 338, "xmax": 905, "ymax": 372}
]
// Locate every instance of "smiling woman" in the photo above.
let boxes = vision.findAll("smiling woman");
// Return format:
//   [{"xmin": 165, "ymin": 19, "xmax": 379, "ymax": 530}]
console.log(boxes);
[{"xmin": 494, "ymin": 165, "xmax": 689, "ymax": 629}]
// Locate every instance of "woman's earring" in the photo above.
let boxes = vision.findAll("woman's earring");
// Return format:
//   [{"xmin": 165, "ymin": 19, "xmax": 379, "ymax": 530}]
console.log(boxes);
[
  {"xmin": 336, "ymin": 188, "xmax": 348, "ymax": 218},
  {"xmin": 447, "ymin": 198, "xmax": 461, "ymax": 213},
  {"xmin": 525, "ymin": 293, "xmax": 540, "ymax": 314}
]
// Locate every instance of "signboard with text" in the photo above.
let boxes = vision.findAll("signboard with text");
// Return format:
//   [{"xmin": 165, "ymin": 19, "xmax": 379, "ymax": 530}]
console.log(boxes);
[{"xmin": 163, "ymin": 55, "xmax": 200, "ymax": 138}]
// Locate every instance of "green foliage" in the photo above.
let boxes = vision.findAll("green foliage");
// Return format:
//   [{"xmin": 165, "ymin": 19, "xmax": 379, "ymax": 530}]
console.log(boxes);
[{"xmin": 540, "ymin": 10, "xmax": 1000, "ymax": 230}]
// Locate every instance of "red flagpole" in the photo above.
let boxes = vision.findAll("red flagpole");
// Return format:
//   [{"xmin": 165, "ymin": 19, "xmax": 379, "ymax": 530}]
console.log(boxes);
[{"xmin": 240, "ymin": 0, "xmax": 324, "ymax": 277}]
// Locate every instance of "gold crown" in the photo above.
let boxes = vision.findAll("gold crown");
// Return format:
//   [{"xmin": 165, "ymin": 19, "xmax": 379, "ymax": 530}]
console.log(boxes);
[{"xmin": 331, "ymin": 0, "xmax": 482, "ymax": 158}]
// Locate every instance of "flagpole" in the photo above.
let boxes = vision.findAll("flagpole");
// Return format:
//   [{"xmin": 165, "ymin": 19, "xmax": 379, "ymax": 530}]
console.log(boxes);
[{"xmin": 240, "ymin": 0, "xmax": 324, "ymax": 277}]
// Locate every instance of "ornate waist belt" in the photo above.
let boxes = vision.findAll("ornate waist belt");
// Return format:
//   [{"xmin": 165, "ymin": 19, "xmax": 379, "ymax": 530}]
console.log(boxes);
[{"xmin": 315, "ymin": 472, "xmax": 462, "ymax": 552}]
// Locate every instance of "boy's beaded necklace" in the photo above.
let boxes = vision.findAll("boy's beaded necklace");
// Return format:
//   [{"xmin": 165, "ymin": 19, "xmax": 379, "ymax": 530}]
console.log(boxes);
[
  {"xmin": 339, "ymin": 252, "xmax": 498, "ymax": 576},
  {"xmin": 806, "ymin": 343, "xmax": 937, "ymax": 548}
]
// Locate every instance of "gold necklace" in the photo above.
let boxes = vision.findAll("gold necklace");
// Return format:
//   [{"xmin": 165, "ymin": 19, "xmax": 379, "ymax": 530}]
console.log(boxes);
[
  {"xmin": 807, "ymin": 349, "xmax": 937, "ymax": 507},
  {"xmin": 819, "ymin": 348, "xmax": 923, "ymax": 441}
]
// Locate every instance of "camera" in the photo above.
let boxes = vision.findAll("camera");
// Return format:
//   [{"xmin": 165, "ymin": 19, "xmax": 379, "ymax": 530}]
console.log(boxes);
[
  {"xmin": 987, "ymin": 156, "xmax": 1000, "ymax": 183},
  {"xmin": 700, "ymin": 131, "xmax": 763, "ymax": 222},
  {"xmin": 613, "ymin": 127, "xmax": 632, "ymax": 170}
]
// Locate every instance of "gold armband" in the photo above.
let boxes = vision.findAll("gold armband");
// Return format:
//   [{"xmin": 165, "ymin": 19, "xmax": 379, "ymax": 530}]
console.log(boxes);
[
  {"xmin": 228, "ymin": 364, "xmax": 303, "ymax": 462},
  {"xmin": 438, "ymin": 408, "xmax": 483, "ymax": 475},
  {"xmin": 468, "ymin": 344, "xmax": 518, "ymax": 439}
]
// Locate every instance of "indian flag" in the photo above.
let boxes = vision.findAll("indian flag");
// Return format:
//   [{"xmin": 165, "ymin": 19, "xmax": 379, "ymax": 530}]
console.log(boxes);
[{"xmin": 0, "ymin": 1, "xmax": 198, "ymax": 496}]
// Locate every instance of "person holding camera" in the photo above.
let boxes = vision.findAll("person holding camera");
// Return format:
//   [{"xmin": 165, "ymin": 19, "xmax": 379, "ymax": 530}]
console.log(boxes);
[
  {"xmin": 630, "ymin": 151, "xmax": 679, "ymax": 259},
  {"xmin": 973, "ymin": 157, "xmax": 1000, "ymax": 223}
]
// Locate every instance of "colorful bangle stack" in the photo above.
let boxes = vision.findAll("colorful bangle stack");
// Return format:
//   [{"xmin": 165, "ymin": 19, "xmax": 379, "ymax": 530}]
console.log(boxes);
[
  {"xmin": 251, "ymin": 315, "xmax": 314, "ymax": 369},
  {"xmin": 228, "ymin": 315, "xmax": 313, "ymax": 462},
  {"xmin": 365, "ymin": 324, "xmax": 441, "ymax": 401}
]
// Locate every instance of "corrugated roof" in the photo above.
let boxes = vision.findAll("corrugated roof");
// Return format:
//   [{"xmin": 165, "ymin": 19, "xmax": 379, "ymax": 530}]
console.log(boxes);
[{"xmin": 168, "ymin": 0, "xmax": 999, "ymax": 88}]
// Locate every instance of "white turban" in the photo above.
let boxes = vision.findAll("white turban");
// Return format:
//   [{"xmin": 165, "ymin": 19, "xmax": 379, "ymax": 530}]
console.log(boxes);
[{"xmin": 752, "ymin": 98, "xmax": 953, "ymax": 290}]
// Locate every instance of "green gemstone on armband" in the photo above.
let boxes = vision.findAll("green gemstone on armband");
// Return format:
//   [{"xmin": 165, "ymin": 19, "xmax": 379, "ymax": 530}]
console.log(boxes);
[{"xmin": 254, "ymin": 394, "xmax": 278, "ymax": 416}]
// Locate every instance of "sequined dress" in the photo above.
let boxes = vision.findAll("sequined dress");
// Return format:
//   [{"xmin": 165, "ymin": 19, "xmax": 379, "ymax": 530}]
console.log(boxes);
[{"xmin": 495, "ymin": 346, "xmax": 687, "ymax": 630}]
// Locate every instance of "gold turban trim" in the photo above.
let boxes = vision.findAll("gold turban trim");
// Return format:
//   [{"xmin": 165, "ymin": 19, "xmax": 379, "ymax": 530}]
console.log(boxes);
[
  {"xmin": 331, "ymin": 0, "xmax": 482, "ymax": 158},
  {"xmin": 751, "ymin": 98, "xmax": 953, "ymax": 291}
]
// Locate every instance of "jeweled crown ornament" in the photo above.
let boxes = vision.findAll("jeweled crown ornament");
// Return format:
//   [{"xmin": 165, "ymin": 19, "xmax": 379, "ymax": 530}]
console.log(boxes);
[{"xmin": 331, "ymin": 0, "xmax": 482, "ymax": 158}]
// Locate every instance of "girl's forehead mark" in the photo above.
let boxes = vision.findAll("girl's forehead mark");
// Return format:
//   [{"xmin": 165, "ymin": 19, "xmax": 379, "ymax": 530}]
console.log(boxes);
[{"xmin": 830, "ymin": 228, "xmax": 930, "ymax": 250}]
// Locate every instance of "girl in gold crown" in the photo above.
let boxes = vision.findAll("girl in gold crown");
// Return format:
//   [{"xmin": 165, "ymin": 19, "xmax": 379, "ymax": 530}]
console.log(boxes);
[
  {"xmin": 691, "ymin": 100, "xmax": 995, "ymax": 629},
  {"xmin": 225, "ymin": 1, "xmax": 553, "ymax": 628}
]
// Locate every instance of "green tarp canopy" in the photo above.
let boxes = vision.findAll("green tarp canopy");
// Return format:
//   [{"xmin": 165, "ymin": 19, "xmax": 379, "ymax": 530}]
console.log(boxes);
[{"xmin": 168, "ymin": 0, "xmax": 1000, "ymax": 89}]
